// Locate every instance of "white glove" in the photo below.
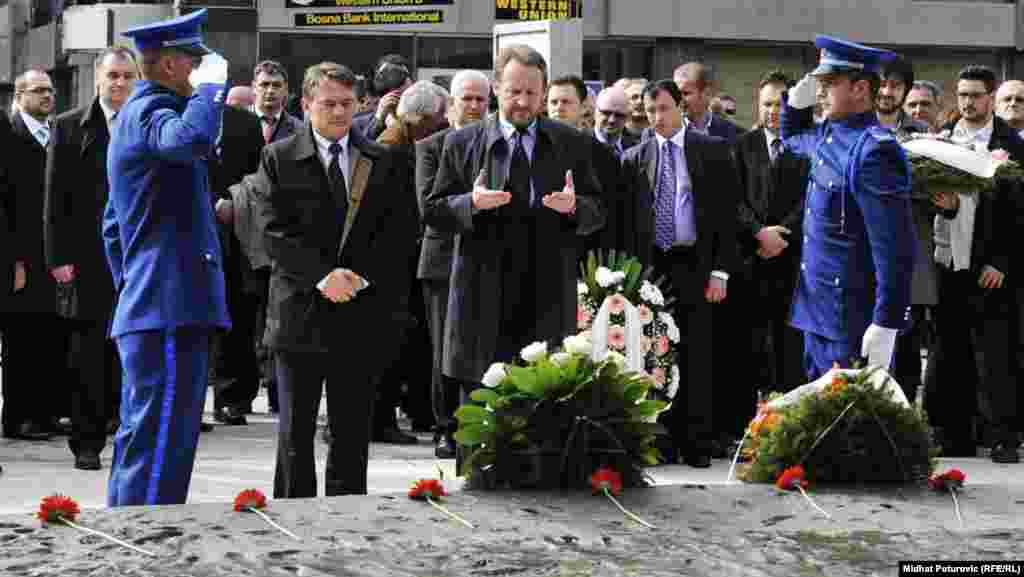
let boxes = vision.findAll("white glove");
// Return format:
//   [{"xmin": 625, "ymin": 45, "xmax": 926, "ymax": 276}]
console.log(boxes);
[
  {"xmin": 788, "ymin": 74, "xmax": 818, "ymax": 109},
  {"xmin": 860, "ymin": 324, "xmax": 898, "ymax": 369},
  {"xmin": 189, "ymin": 52, "xmax": 229, "ymax": 88}
]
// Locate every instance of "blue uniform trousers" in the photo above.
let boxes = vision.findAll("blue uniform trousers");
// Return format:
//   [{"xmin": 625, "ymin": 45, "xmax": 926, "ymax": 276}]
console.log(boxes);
[
  {"xmin": 803, "ymin": 332, "xmax": 855, "ymax": 381},
  {"xmin": 108, "ymin": 327, "xmax": 211, "ymax": 506}
]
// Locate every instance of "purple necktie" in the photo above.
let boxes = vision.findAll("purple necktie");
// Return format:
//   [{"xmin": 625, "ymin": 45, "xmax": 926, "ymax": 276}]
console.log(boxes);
[{"xmin": 654, "ymin": 140, "xmax": 676, "ymax": 250}]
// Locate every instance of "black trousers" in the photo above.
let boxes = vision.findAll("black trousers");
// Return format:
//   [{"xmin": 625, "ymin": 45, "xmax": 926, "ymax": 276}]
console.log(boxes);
[
  {"xmin": 67, "ymin": 318, "xmax": 120, "ymax": 455},
  {"xmin": 928, "ymin": 267, "xmax": 1018, "ymax": 446},
  {"xmin": 273, "ymin": 349, "xmax": 376, "ymax": 498},
  {"xmin": 652, "ymin": 246, "xmax": 714, "ymax": 456},
  {"xmin": 211, "ymin": 281, "xmax": 262, "ymax": 412},
  {"xmin": 424, "ymin": 278, "xmax": 460, "ymax": 434},
  {"xmin": 2, "ymin": 314, "xmax": 67, "ymax": 436}
]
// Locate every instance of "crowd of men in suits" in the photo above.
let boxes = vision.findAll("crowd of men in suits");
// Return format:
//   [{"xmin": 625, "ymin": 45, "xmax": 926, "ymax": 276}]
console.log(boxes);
[{"xmin": 1, "ymin": 41, "xmax": 1021, "ymax": 486}]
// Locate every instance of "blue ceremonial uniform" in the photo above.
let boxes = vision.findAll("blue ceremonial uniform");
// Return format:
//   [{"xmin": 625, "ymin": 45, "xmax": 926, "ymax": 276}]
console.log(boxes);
[
  {"xmin": 103, "ymin": 9, "xmax": 230, "ymax": 506},
  {"xmin": 782, "ymin": 36, "xmax": 917, "ymax": 379}
]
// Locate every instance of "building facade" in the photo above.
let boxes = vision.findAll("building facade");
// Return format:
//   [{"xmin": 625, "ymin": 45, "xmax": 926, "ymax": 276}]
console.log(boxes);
[{"xmin": 2, "ymin": 0, "xmax": 1024, "ymax": 129}]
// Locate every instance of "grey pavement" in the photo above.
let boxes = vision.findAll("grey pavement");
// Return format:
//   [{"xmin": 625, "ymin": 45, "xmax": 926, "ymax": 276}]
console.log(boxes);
[{"xmin": 1, "ymin": 389, "xmax": 1021, "ymax": 518}]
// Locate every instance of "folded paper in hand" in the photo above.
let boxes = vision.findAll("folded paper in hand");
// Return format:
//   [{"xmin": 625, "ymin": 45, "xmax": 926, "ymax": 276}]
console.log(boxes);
[{"xmin": 901, "ymin": 138, "xmax": 1001, "ymax": 178}]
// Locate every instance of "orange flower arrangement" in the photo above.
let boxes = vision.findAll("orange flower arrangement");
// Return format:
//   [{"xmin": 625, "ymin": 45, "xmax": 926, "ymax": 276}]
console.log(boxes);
[{"xmin": 825, "ymin": 372, "xmax": 850, "ymax": 397}]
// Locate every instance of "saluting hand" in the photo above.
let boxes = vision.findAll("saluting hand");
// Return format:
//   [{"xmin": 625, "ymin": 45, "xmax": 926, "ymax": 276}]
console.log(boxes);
[
  {"xmin": 470, "ymin": 169, "xmax": 511, "ymax": 211},
  {"xmin": 542, "ymin": 170, "xmax": 577, "ymax": 215}
]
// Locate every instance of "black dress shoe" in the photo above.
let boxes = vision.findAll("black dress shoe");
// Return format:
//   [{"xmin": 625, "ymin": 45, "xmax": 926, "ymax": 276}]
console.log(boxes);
[
  {"xmin": 13, "ymin": 423, "xmax": 52, "ymax": 441},
  {"xmin": 684, "ymin": 453, "xmax": 712, "ymax": 468},
  {"xmin": 200, "ymin": 422, "xmax": 215, "ymax": 433},
  {"xmin": 373, "ymin": 428, "xmax": 418, "ymax": 445},
  {"xmin": 991, "ymin": 443, "xmax": 1020, "ymax": 464},
  {"xmin": 214, "ymin": 407, "xmax": 247, "ymax": 426},
  {"xmin": 435, "ymin": 433, "xmax": 456, "ymax": 459},
  {"xmin": 74, "ymin": 452, "xmax": 101, "ymax": 471}
]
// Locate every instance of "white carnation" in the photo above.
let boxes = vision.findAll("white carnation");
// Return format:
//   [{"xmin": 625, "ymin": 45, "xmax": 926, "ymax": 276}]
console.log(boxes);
[
  {"xmin": 611, "ymin": 270, "xmax": 627, "ymax": 286},
  {"xmin": 577, "ymin": 282, "xmax": 589, "ymax": 296},
  {"xmin": 481, "ymin": 363, "xmax": 507, "ymax": 388},
  {"xmin": 563, "ymin": 333, "xmax": 593, "ymax": 356},
  {"xmin": 667, "ymin": 365, "xmax": 680, "ymax": 399},
  {"xmin": 520, "ymin": 341, "xmax": 548, "ymax": 363},
  {"xmin": 595, "ymin": 267, "xmax": 617, "ymax": 288},
  {"xmin": 658, "ymin": 311, "xmax": 680, "ymax": 343},
  {"xmin": 550, "ymin": 352, "xmax": 572, "ymax": 367},
  {"xmin": 640, "ymin": 281, "xmax": 665, "ymax": 306}
]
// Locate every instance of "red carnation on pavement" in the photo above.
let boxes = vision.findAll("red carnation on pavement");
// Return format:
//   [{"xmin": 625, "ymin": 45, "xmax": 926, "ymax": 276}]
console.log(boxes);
[
  {"xmin": 590, "ymin": 467, "xmax": 623, "ymax": 497},
  {"xmin": 409, "ymin": 479, "xmax": 447, "ymax": 501},
  {"xmin": 929, "ymin": 468, "xmax": 966, "ymax": 492},
  {"xmin": 776, "ymin": 465, "xmax": 809, "ymax": 491},
  {"xmin": 37, "ymin": 494, "xmax": 80, "ymax": 524},
  {"xmin": 234, "ymin": 489, "xmax": 268, "ymax": 512}
]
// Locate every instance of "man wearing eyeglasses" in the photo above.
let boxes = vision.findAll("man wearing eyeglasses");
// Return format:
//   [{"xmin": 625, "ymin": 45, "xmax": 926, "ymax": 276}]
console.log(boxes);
[
  {"xmin": 995, "ymin": 80, "xmax": 1024, "ymax": 138},
  {"xmin": 2, "ymin": 68, "xmax": 65, "ymax": 443},
  {"xmin": 928, "ymin": 65, "xmax": 1024, "ymax": 464}
]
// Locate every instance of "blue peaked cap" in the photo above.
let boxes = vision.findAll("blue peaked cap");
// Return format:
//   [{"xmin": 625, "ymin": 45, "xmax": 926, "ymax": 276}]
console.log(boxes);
[
  {"xmin": 121, "ymin": 8, "xmax": 211, "ymax": 56},
  {"xmin": 811, "ymin": 35, "xmax": 897, "ymax": 76}
]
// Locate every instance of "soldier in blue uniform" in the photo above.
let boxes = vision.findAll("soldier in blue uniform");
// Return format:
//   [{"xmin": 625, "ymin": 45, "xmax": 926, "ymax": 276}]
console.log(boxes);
[
  {"xmin": 781, "ymin": 35, "xmax": 917, "ymax": 379},
  {"xmin": 103, "ymin": 9, "xmax": 231, "ymax": 506}
]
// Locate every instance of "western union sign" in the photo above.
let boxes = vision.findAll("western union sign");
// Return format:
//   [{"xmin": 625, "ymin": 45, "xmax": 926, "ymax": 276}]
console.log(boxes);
[
  {"xmin": 495, "ymin": 0, "xmax": 581, "ymax": 20},
  {"xmin": 286, "ymin": 0, "xmax": 453, "ymax": 9},
  {"xmin": 295, "ymin": 9, "xmax": 444, "ymax": 25}
]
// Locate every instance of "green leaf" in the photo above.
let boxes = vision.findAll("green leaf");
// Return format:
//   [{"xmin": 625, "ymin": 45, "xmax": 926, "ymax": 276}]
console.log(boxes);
[
  {"xmin": 454, "ymin": 404, "xmax": 490, "ymax": 424},
  {"xmin": 608, "ymin": 248, "xmax": 618, "ymax": 269},
  {"xmin": 642, "ymin": 446, "xmax": 661, "ymax": 465},
  {"xmin": 453, "ymin": 423, "xmax": 489, "ymax": 446},
  {"xmin": 470, "ymin": 388, "xmax": 500, "ymax": 406},
  {"xmin": 629, "ymin": 399, "xmax": 668, "ymax": 419},
  {"xmin": 624, "ymin": 260, "xmax": 643, "ymax": 294},
  {"xmin": 506, "ymin": 366, "xmax": 545, "ymax": 397},
  {"xmin": 623, "ymin": 379, "xmax": 650, "ymax": 404}
]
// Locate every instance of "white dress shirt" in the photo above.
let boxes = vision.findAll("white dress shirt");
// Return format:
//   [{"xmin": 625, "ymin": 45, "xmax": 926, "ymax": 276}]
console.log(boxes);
[
  {"xmin": 20, "ymin": 110, "xmax": 49, "ymax": 148},
  {"xmin": 652, "ymin": 129, "xmax": 729, "ymax": 281}
]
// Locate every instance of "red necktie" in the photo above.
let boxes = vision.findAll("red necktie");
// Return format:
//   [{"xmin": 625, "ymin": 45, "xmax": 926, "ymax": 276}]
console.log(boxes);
[{"xmin": 261, "ymin": 116, "xmax": 275, "ymax": 143}]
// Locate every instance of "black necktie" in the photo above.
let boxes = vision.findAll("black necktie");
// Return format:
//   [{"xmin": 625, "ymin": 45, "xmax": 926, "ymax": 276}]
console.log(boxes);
[
  {"xmin": 328, "ymin": 141, "xmax": 349, "ymax": 223},
  {"xmin": 508, "ymin": 131, "xmax": 531, "ymax": 211}
]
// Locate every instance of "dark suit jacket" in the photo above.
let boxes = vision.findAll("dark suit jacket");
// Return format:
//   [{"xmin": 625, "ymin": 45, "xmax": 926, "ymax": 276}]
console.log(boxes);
[
  {"xmin": 622, "ymin": 130, "xmax": 739, "ymax": 303},
  {"xmin": 44, "ymin": 99, "xmax": 116, "ymax": 321},
  {"xmin": 0, "ymin": 112, "xmax": 13, "ymax": 304},
  {"xmin": 263, "ymin": 110, "xmax": 303, "ymax": 144},
  {"xmin": 733, "ymin": 128, "xmax": 810, "ymax": 309},
  {"xmin": 211, "ymin": 106, "xmax": 264, "ymax": 291},
  {"xmin": 586, "ymin": 132, "xmax": 632, "ymax": 254},
  {"xmin": 249, "ymin": 123, "xmax": 418, "ymax": 354},
  {"xmin": 7, "ymin": 111, "xmax": 55, "ymax": 313},
  {"xmin": 424, "ymin": 116, "xmax": 605, "ymax": 382},
  {"xmin": 415, "ymin": 127, "xmax": 453, "ymax": 281},
  {"xmin": 352, "ymin": 111, "xmax": 385, "ymax": 143}
]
